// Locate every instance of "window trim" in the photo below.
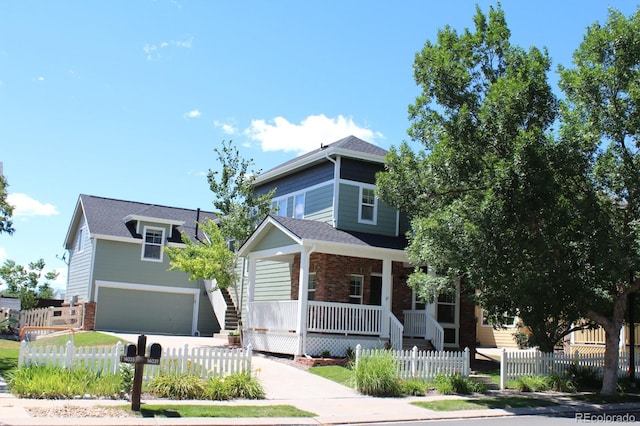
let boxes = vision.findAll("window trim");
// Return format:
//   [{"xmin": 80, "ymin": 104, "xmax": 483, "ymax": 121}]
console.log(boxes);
[
  {"xmin": 308, "ymin": 272, "xmax": 316, "ymax": 301},
  {"xmin": 349, "ymin": 274, "xmax": 364, "ymax": 304},
  {"xmin": 481, "ymin": 309, "xmax": 518, "ymax": 328},
  {"xmin": 141, "ymin": 226, "xmax": 165, "ymax": 262},
  {"xmin": 77, "ymin": 227, "xmax": 86, "ymax": 253},
  {"xmin": 358, "ymin": 186, "xmax": 377, "ymax": 225},
  {"xmin": 436, "ymin": 283, "xmax": 460, "ymax": 347},
  {"xmin": 272, "ymin": 191, "xmax": 306, "ymax": 219}
]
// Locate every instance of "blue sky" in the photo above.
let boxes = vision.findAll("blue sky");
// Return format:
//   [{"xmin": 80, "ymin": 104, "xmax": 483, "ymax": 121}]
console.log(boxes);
[{"xmin": 1, "ymin": 0, "xmax": 637, "ymax": 293}]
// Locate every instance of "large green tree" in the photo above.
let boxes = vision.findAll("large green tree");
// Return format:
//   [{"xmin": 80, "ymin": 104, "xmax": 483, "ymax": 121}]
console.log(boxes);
[
  {"xmin": 557, "ymin": 7, "xmax": 640, "ymax": 395},
  {"xmin": 377, "ymin": 5, "xmax": 592, "ymax": 353},
  {"xmin": 0, "ymin": 172, "xmax": 15, "ymax": 235},
  {"xmin": 0, "ymin": 259, "xmax": 57, "ymax": 310}
]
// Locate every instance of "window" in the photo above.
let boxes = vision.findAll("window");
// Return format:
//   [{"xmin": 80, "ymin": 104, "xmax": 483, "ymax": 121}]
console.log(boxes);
[
  {"xmin": 482, "ymin": 310, "xmax": 517, "ymax": 328},
  {"xmin": 349, "ymin": 275, "xmax": 363, "ymax": 304},
  {"xmin": 142, "ymin": 227, "xmax": 164, "ymax": 261},
  {"xmin": 308, "ymin": 273, "xmax": 316, "ymax": 301},
  {"xmin": 359, "ymin": 187, "xmax": 376, "ymax": 223},
  {"xmin": 272, "ymin": 192, "xmax": 305, "ymax": 219},
  {"xmin": 294, "ymin": 194, "xmax": 305, "ymax": 219},
  {"xmin": 436, "ymin": 289, "xmax": 459, "ymax": 346},
  {"xmin": 77, "ymin": 227, "xmax": 86, "ymax": 253}
]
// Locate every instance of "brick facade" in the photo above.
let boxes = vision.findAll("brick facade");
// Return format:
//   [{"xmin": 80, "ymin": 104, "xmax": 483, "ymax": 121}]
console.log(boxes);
[
  {"xmin": 288, "ymin": 252, "xmax": 476, "ymax": 350},
  {"xmin": 81, "ymin": 302, "xmax": 96, "ymax": 331},
  {"xmin": 290, "ymin": 253, "xmax": 414, "ymax": 320}
]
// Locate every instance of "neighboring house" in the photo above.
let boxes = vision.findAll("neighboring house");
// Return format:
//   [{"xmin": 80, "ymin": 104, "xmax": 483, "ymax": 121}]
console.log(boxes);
[
  {"xmin": 237, "ymin": 136, "xmax": 477, "ymax": 357},
  {"xmin": 63, "ymin": 194, "xmax": 220, "ymax": 336}
]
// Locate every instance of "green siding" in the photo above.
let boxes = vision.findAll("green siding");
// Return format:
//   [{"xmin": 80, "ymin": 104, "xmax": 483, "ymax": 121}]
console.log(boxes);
[
  {"xmin": 337, "ymin": 183, "xmax": 397, "ymax": 236},
  {"xmin": 93, "ymin": 240, "xmax": 198, "ymax": 288},
  {"xmin": 305, "ymin": 184, "xmax": 333, "ymax": 223},
  {"xmin": 252, "ymin": 230, "xmax": 296, "ymax": 252},
  {"xmin": 95, "ymin": 287, "xmax": 194, "ymax": 334},
  {"xmin": 254, "ymin": 260, "xmax": 292, "ymax": 301},
  {"xmin": 67, "ymin": 215, "xmax": 93, "ymax": 302}
]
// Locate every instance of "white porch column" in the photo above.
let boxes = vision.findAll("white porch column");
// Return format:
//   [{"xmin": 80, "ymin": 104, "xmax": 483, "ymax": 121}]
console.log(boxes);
[
  {"xmin": 245, "ymin": 256, "xmax": 257, "ymax": 331},
  {"xmin": 381, "ymin": 258, "xmax": 392, "ymax": 338},
  {"xmin": 296, "ymin": 246, "xmax": 311, "ymax": 356}
]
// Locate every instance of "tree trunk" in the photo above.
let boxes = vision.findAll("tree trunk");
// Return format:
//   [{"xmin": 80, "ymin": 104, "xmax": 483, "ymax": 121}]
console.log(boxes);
[{"xmin": 601, "ymin": 322, "xmax": 622, "ymax": 395}]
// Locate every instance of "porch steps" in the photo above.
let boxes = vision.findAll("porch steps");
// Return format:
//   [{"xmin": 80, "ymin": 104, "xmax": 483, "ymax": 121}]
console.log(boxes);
[
  {"xmin": 221, "ymin": 288, "xmax": 241, "ymax": 332},
  {"xmin": 403, "ymin": 338, "xmax": 435, "ymax": 352}
]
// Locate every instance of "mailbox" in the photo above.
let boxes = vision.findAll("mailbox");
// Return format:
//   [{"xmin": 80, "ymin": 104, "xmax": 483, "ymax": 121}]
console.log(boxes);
[
  {"xmin": 149, "ymin": 343, "xmax": 162, "ymax": 359},
  {"xmin": 125, "ymin": 344, "xmax": 137, "ymax": 358}
]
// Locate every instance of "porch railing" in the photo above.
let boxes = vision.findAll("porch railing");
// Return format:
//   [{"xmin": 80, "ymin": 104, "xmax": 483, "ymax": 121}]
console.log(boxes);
[
  {"xmin": 247, "ymin": 300, "xmax": 298, "ymax": 332},
  {"xmin": 403, "ymin": 310, "xmax": 444, "ymax": 351},
  {"xmin": 307, "ymin": 301, "xmax": 381, "ymax": 335},
  {"xmin": 389, "ymin": 313, "xmax": 403, "ymax": 350}
]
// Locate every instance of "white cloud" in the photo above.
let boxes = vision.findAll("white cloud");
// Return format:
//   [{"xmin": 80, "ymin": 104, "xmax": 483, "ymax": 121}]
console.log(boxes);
[
  {"xmin": 144, "ymin": 36, "xmax": 194, "ymax": 61},
  {"xmin": 245, "ymin": 114, "xmax": 384, "ymax": 155},
  {"xmin": 7, "ymin": 193, "xmax": 58, "ymax": 217},
  {"xmin": 184, "ymin": 109, "xmax": 201, "ymax": 119},
  {"xmin": 214, "ymin": 120, "xmax": 238, "ymax": 135}
]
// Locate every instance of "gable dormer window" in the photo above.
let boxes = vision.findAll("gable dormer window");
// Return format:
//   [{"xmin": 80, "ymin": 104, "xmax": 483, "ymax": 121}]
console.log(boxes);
[
  {"xmin": 142, "ymin": 226, "xmax": 164, "ymax": 262},
  {"xmin": 359, "ymin": 187, "xmax": 377, "ymax": 224}
]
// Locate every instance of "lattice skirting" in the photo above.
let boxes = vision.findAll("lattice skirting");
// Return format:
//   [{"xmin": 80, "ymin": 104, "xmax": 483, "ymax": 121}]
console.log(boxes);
[
  {"xmin": 305, "ymin": 334, "xmax": 386, "ymax": 357},
  {"xmin": 246, "ymin": 331, "xmax": 299, "ymax": 355},
  {"xmin": 246, "ymin": 331, "xmax": 389, "ymax": 357}
]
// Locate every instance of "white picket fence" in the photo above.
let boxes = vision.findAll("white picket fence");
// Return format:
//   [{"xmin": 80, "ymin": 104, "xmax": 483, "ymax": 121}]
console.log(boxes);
[
  {"xmin": 499, "ymin": 348, "xmax": 640, "ymax": 390},
  {"xmin": 18, "ymin": 341, "xmax": 253, "ymax": 381},
  {"xmin": 355, "ymin": 344, "xmax": 470, "ymax": 380}
]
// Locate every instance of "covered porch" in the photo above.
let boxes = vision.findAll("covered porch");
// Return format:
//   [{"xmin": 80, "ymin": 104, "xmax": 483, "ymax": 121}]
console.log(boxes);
[{"xmin": 239, "ymin": 216, "xmax": 446, "ymax": 357}]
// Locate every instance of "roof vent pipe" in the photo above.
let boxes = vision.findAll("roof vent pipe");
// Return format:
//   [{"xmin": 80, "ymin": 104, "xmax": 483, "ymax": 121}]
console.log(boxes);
[{"xmin": 195, "ymin": 208, "xmax": 201, "ymax": 241}]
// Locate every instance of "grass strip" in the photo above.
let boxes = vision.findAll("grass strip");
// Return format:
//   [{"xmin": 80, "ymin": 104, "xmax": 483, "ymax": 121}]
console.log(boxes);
[
  {"xmin": 117, "ymin": 404, "xmax": 316, "ymax": 418},
  {"xmin": 413, "ymin": 396, "xmax": 560, "ymax": 411},
  {"xmin": 308, "ymin": 365, "xmax": 354, "ymax": 388}
]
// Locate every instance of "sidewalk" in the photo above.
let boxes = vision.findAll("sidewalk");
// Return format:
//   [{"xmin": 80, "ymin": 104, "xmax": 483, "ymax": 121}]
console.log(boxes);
[{"xmin": 2, "ymin": 334, "xmax": 640, "ymax": 425}]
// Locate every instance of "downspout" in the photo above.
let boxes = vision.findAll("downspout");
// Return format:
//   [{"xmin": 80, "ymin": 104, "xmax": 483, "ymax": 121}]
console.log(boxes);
[{"xmin": 324, "ymin": 153, "xmax": 338, "ymax": 228}]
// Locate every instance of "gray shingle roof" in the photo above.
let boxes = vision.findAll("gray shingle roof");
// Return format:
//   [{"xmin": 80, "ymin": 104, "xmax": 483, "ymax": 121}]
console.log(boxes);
[
  {"xmin": 78, "ymin": 194, "xmax": 217, "ymax": 243},
  {"xmin": 259, "ymin": 135, "xmax": 388, "ymax": 178},
  {"xmin": 271, "ymin": 215, "xmax": 407, "ymax": 250}
]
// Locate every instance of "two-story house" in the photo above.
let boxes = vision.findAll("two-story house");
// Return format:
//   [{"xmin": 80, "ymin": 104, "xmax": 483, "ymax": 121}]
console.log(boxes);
[
  {"xmin": 63, "ymin": 195, "xmax": 220, "ymax": 336},
  {"xmin": 236, "ymin": 136, "xmax": 476, "ymax": 357}
]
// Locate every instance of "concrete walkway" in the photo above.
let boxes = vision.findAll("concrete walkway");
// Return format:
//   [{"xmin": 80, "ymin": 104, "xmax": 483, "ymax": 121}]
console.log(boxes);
[{"xmin": 2, "ymin": 333, "xmax": 640, "ymax": 425}]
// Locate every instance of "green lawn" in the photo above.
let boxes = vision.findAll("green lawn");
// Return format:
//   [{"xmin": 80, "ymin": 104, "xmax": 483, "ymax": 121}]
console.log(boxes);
[
  {"xmin": 132, "ymin": 404, "xmax": 316, "ymax": 418},
  {"xmin": 0, "ymin": 338, "xmax": 19, "ymax": 375},
  {"xmin": 27, "ymin": 331, "xmax": 127, "ymax": 347},
  {"xmin": 308, "ymin": 365, "xmax": 354, "ymax": 388},
  {"xmin": 413, "ymin": 396, "xmax": 560, "ymax": 411},
  {"xmin": 0, "ymin": 331, "xmax": 126, "ymax": 375}
]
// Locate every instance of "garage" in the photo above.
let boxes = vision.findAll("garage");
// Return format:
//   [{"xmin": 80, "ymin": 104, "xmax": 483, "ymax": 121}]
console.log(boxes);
[{"xmin": 94, "ymin": 282, "xmax": 198, "ymax": 335}]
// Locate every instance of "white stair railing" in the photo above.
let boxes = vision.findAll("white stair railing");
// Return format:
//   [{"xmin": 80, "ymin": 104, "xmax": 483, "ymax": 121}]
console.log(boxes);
[{"xmin": 425, "ymin": 314, "xmax": 444, "ymax": 351}]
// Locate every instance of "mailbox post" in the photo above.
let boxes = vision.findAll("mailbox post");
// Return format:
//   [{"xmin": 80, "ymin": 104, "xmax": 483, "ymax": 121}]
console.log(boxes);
[{"xmin": 120, "ymin": 334, "xmax": 162, "ymax": 411}]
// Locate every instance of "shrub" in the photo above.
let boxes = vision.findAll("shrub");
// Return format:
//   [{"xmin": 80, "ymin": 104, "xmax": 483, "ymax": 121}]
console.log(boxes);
[
  {"xmin": 7, "ymin": 366, "xmax": 122, "ymax": 399},
  {"xmin": 146, "ymin": 373, "xmax": 205, "ymax": 400},
  {"xmin": 510, "ymin": 375, "xmax": 550, "ymax": 392},
  {"xmin": 400, "ymin": 379, "xmax": 429, "ymax": 396},
  {"xmin": 221, "ymin": 371, "xmax": 265, "ymax": 399},
  {"xmin": 432, "ymin": 374, "xmax": 486, "ymax": 395},
  {"xmin": 353, "ymin": 350, "xmax": 402, "ymax": 397}
]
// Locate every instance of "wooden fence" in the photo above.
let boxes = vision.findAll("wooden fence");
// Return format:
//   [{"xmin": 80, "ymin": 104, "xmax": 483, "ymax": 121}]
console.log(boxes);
[
  {"xmin": 355, "ymin": 344, "xmax": 470, "ymax": 380},
  {"xmin": 18, "ymin": 306, "xmax": 84, "ymax": 337},
  {"xmin": 18, "ymin": 341, "xmax": 253, "ymax": 381},
  {"xmin": 500, "ymin": 348, "xmax": 640, "ymax": 390}
]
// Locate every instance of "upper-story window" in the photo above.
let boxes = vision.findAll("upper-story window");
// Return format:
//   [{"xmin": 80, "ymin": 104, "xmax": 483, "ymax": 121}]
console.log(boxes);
[
  {"xmin": 272, "ymin": 192, "xmax": 305, "ymax": 219},
  {"xmin": 359, "ymin": 187, "xmax": 377, "ymax": 224},
  {"xmin": 77, "ymin": 227, "xmax": 86, "ymax": 253},
  {"xmin": 142, "ymin": 227, "xmax": 164, "ymax": 262}
]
